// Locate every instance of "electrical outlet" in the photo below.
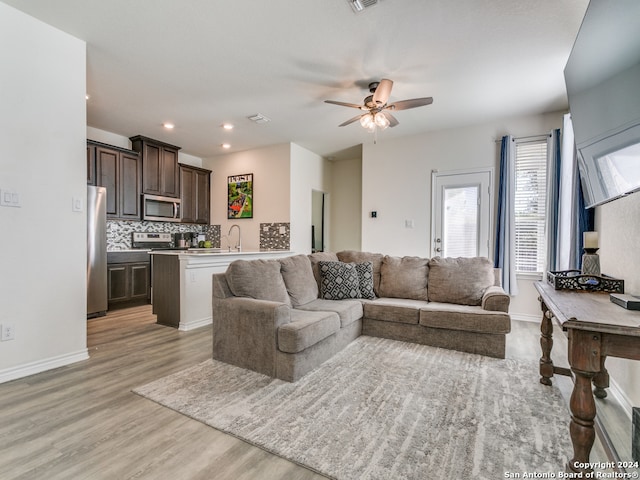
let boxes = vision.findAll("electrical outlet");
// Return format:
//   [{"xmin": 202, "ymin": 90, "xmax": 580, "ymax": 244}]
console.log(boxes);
[{"xmin": 1, "ymin": 323, "xmax": 15, "ymax": 341}]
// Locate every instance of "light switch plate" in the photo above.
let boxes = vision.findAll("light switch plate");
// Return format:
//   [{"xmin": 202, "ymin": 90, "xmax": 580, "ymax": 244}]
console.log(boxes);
[
  {"xmin": 72, "ymin": 196, "xmax": 84, "ymax": 212},
  {"xmin": 0, "ymin": 189, "xmax": 20, "ymax": 207}
]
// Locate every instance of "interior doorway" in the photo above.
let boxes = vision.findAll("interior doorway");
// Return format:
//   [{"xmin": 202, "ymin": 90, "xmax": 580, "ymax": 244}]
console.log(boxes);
[{"xmin": 312, "ymin": 190, "xmax": 326, "ymax": 252}]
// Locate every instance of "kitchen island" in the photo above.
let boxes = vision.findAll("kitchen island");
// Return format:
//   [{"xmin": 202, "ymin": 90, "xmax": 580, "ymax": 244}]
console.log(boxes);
[{"xmin": 150, "ymin": 249, "xmax": 293, "ymax": 330}]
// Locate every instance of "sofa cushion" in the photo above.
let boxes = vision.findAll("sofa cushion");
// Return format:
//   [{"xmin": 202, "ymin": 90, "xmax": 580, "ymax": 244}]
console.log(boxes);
[
  {"xmin": 420, "ymin": 302, "xmax": 511, "ymax": 334},
  {"xmin": 364, "ymin": 297, "xmax": 427, "ymax": 325},
  {"xmin": 337, "ymin": 251, "xmax": 384, "ymax": 295},
  {"xmin": 278, "ymin": 310, "xmax": 341, "ymax": 354},
  {"xmin": 318, "ymin": 261, "xmax": 361, "ymax": 300},
  {"xmin": 296, "ymin": 298, "xmax": 363, "ymax": 328},
  {"xmin": 378, "ymin": 255, "xmax": 429, "ymax": 301},
  {"xmin": 427, "ymin": 257, "xmax": 495, "ymax": 306},
  {"xmin": 279, "ymin": 254, "xmax": 319, "ymax": 307},
  {"xmin": 308, "ymin": 251, "xmax": 340, "ymax": 292},
  {"xmin": 226, "ymin": 259, "xmax": 291, "ymax": 305}
]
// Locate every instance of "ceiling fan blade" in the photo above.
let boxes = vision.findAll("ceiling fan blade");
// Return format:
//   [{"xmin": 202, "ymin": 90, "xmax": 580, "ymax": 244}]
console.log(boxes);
[
  {"xmin": 325, "ymin": 100, "xmax": 365, "ymax": 110},
  {"xmin": 372, "ymin": 78, "xmax": 393, "ymax": 105},
  {"xmin": 387, "ymin": 97, "xmax": 433, "ymax": 111},
  {"xmin": 384, "ymin": 112, "xmax": 400, "ymax": 127},
  {"xmin": 339, "ymin": 114, "xmax": 365, "ymax": 127}
]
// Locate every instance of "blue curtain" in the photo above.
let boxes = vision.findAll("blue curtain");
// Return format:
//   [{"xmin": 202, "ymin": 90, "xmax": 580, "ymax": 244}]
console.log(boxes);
[
  {"xmin": 546, "ymin": 129, "xmax": 561, "ymax": 271},
  {"xmin": 494, "ymin": 135, "xmax": 518, "ymax": 295}
]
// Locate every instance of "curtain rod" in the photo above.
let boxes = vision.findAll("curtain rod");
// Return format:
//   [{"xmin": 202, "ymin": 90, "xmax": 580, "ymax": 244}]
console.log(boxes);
[{"xmin": 493, "ymin": 133, "xmax": 551, "ymax": 143}]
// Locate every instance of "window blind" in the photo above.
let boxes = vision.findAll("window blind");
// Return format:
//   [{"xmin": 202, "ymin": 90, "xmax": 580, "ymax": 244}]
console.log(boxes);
[{"xmin": 514, "ymin": 140, "xmax": 548, "ymax": 273}]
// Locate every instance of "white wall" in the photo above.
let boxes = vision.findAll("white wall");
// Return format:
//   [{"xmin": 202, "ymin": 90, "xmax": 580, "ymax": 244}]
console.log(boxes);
[
  {"xmin": 596, "ymin": 193, "xmax": 640, "ymax": 407},
  {"xmin": 330, "ymin": 157, "xmax": 362, "ymax": 252},
  {"xmin": 0, "ymin": 3, "xmax": 88, "ymax": 381},
  {"xmin": 361, "ymin": 111, "xmax": 566, "ymax": 320},
  {"xmin": 290, "ymin": 144, "xmax": 331, "ymax": 255},
  {"xmin": 204, "ymin": 143, "xmax": 291, "ymax": 251}
]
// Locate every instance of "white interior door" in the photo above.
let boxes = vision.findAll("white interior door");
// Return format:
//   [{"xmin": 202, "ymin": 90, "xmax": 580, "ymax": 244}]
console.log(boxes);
[{"xmin": 432, "ymin": 169, "xmax": 493, "ymax": 258}]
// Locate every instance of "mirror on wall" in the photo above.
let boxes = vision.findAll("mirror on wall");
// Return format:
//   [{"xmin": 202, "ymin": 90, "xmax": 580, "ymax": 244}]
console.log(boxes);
[{"xmin": 312, "ymin": 190, "xmax": 325, "ymax": 252}]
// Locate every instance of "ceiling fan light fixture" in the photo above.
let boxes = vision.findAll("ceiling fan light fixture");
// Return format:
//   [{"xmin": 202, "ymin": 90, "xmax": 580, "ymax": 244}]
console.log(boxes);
[
  {"xmin": 374, "ymin": 113, "xmax": 390, "ymax": 129},
  {"xmin": 360, "ymin": 113, "xmax": 374, "ymax": 129}
]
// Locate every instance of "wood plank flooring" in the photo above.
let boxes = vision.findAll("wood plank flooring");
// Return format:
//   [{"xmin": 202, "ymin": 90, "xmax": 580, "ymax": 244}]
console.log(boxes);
[{"xmin": 0, "ymin": 306, "xmax": 627, "ymax": 479}]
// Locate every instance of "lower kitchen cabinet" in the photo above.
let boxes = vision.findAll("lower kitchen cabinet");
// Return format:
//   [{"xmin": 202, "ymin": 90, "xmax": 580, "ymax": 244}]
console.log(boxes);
[{"xmin": 107, "ymin": 262, "xmax": 150, "ymax": 308}]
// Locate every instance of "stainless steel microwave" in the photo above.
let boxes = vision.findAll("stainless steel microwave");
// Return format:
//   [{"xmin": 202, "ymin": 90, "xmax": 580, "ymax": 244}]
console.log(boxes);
[{"xmin": 142, "ymin": 194, "xmax": 181, "ymax": 222}]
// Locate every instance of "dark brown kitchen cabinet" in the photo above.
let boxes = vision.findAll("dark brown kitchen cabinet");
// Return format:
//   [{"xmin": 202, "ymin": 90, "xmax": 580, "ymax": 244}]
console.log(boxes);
[
  {"xmin": 180, "ymin": 164, "xmax": 211, "ymax": 224},
  {"xmin": 130, "ymin": 135, "xmax": 181, "ymax": 198},
  {"xmin": 88, "ymin": 140, "xmax": 141, "ymax": 220},
  {"xmin": 87, "ymin": 144, "xmax": 96, "ymax": 185},
  {"xmin": 107, "ymin": 262, "xmax": 150, "ymax": 308}
]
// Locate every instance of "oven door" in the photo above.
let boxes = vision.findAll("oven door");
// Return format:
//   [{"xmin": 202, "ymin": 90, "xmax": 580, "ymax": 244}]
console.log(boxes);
[{"xmin": 142, "ymin": 194, "xmax": 181, "ymax": 222}]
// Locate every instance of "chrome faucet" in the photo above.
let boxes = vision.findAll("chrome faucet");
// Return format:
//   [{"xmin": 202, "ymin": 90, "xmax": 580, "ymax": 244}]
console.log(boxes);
[{"xmin": 228, "ymin": 224, "xmax": 241, "ymax": 251}]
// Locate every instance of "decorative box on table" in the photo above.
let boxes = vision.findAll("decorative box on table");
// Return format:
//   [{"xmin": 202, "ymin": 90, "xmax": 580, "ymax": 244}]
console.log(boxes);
[{"xmin": 546, "ymin": 270, "xmax": 624, "ymax": 293}]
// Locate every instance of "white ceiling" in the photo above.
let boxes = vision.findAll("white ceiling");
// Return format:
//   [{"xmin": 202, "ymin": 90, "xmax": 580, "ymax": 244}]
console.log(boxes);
[{"xmin": 4, "ymin": 0, "xmax": 589, "ymax": 160}]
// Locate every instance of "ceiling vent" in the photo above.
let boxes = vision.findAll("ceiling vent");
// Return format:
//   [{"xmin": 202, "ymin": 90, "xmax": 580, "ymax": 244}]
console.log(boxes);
[
  {"xmin": 247, "ymin": 113, "xmax": 271, "ymax": 124},
  {"xmin": 348, "ymin": 0, "xmax": 378, "ymax": 13}
]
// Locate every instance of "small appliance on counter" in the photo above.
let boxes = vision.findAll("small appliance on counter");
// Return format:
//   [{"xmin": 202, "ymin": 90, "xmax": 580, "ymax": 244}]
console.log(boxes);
[{"xmin": 173, "ymin": 232, "xmax": 197, "ymax": 249}]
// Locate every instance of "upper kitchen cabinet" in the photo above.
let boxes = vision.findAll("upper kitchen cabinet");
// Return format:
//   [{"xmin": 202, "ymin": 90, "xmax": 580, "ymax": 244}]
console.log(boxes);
[
  {"xmin": 130, "ymin": 135, "xmax": 181, "ymax": 198},
  {"xmin": 88, "ymin": 140, "xmax": 142, "ymax": 220},
  {"xmin": 180, "ymin": 164, "xmax": 211, "ymax": 224}
]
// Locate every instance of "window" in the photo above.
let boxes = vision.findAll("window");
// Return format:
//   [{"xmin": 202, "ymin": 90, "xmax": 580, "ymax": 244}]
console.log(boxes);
[{"xmin": 514, "ymin": 139, "xmax": 548, "ymax": 273}]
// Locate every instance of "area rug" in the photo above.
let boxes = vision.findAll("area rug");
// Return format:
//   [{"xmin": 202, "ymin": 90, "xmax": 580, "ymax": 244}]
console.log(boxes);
[{"xmin": 133, "ymin": 336, "xmax": 572, "ymax": 480}]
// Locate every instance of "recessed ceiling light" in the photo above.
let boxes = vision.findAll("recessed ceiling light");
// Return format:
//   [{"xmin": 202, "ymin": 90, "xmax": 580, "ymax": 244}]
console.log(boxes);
[
  {"xmin": 163, "ymin": 123, "xmax": 175, "ymax": 129},
  {"xmin": 221, "ymin": 143, "xmax": 231, "ymax": 149},
  {"xmin": 222, "ymin": 123, "xmax": 234, "ymax": 130}
]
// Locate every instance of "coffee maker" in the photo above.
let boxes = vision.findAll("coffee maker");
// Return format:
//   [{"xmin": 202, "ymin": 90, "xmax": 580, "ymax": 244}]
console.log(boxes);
[{"xmin": 173, "ymin": 232, "xmax": 196, "ymax": 248}]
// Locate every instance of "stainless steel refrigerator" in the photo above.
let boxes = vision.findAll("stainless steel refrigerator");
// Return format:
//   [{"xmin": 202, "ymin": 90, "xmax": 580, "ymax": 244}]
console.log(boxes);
[{"xmin": 87, "ymin": 185, "xmax": 108, "ymax": 318}]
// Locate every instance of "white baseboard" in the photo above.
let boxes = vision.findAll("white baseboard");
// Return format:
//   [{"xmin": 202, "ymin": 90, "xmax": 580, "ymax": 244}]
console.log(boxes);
[
  {"xmin": 0, "ymin": 349, "xmax": 89, "ymax": 384},
  {"xmin": 510, "ymin": 312, "xmax": 540, "ymax": 323},
  {"xmin": 178, "ymin": 317, "xmax": 212, "ymax": 331}
]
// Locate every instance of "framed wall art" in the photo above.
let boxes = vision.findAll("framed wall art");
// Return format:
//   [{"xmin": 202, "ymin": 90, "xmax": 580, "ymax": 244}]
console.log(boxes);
[{"xmin": 227, "ymin": 173, "xmax": 253, "ymax": 219}]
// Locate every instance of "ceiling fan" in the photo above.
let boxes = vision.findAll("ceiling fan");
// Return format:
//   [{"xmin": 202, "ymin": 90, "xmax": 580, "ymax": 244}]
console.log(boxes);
[{"xmin": 324, "ymin": 78, "xmax": 433, "ymax": 131}]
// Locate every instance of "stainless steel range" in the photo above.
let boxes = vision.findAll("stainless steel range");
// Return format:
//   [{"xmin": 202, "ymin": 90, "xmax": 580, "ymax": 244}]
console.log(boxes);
[{"xmin": 131, "ymin": 232, "xmax": 172, "ymax": 250}]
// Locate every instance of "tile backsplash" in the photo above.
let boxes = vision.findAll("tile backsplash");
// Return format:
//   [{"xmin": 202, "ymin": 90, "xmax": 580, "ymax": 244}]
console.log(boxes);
[
  {"xmin": 259, "ymin": 222, "xmax": 290, "ymax": 250},
  {"xmin": 107, "ymin": 220, "xmax": 220, "ymax": 250}
]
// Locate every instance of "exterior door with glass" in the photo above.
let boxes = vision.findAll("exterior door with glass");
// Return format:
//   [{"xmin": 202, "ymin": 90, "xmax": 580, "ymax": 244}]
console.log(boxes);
[{"xmin": 431, "ymin": 169, "xmax": 493, "ymax": 258}]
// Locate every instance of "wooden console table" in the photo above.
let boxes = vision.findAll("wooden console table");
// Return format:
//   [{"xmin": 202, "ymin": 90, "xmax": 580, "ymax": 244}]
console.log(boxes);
[{"xmin": 535, "ymin": 281, "xmax": 640, "ymax": 475}]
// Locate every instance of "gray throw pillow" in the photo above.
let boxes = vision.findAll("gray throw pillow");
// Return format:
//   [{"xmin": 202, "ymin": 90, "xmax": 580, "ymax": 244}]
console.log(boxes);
[
  {"xmin": 318, "ymin": 261, "xmax": 361, "ymax": 300},
  {"xmin": 354, "ymin": 261, "xmax": 375, "ymax": 300},
  {"xmin": 226, "ymin": 259, "xmax": 291, "ymax": 305},
  {"xmin": 427, "ymin": 256, "xmax": 495, "ymax": 306}
]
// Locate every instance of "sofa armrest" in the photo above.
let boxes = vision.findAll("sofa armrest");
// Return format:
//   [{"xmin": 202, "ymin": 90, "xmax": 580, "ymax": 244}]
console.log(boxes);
[
  {"xmin": 481, "ymin": 285, "xmax": 510, "ymax": 313},
  {"xmin": 212, "ymin": 295, "xmax": 291, "ymax": 377}
]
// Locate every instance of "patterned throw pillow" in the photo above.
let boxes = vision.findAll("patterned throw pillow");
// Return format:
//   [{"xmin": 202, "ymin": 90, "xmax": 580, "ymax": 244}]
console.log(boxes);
[
  {"xmin": 318, "ymin": 261, "xmax": 361, "ymax": 300},
  {"xmin": 354, "ymin": 261, "xmax": 375, "ymax": 300}
]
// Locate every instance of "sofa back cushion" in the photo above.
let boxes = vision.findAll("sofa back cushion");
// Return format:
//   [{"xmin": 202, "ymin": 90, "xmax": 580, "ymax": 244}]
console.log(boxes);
[
  {"xmin": 378, "ymin": 255, "xmax": 429, "ymax": 301},
  {"xmin": 308, "ymin": 251, "xmax": 339, "ymax": 291},
  {"xmin": 279, "ymin": 254, "xmax": 319, "ymax": 307},
  {"xmin": 427, "ymin": 256, "xmax": 495, "ymax": 306},
  {"xmin": 226, "ymin": 259, "xmax": 291, "ymax": 305},
  {"xmin": 337, "ymin": 250, "xmax": 383, "ymax": 295}
]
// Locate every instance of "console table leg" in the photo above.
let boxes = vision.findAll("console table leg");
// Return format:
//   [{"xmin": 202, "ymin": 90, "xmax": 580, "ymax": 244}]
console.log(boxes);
[
  {"xmin": 568, "ymin": 368, "xmax": 597, "ymax": 475},
  {"xmin": 593, "ymin": 355, "xmax": 609, "ymax": 399},
  {"xmin": 539, "ymin": 299, "xmax": 554, "ymax": 386}
]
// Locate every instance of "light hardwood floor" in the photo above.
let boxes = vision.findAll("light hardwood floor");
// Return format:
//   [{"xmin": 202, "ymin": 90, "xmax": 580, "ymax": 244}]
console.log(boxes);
[{"xmin": 0, "ymin": 306, "xmax": 626, "ymax": 479}]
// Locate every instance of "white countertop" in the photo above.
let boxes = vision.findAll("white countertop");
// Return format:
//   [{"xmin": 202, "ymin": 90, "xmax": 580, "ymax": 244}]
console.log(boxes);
[{"xmin": 149, "ymin": 249, "xmax": 292, "ymax": 256}]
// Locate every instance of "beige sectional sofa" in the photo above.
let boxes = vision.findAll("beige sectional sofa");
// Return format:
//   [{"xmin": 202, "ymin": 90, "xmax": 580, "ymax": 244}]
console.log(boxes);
[{"xmin": 211, "ymin": 251, "xmax": 511, "ymax": 382}]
